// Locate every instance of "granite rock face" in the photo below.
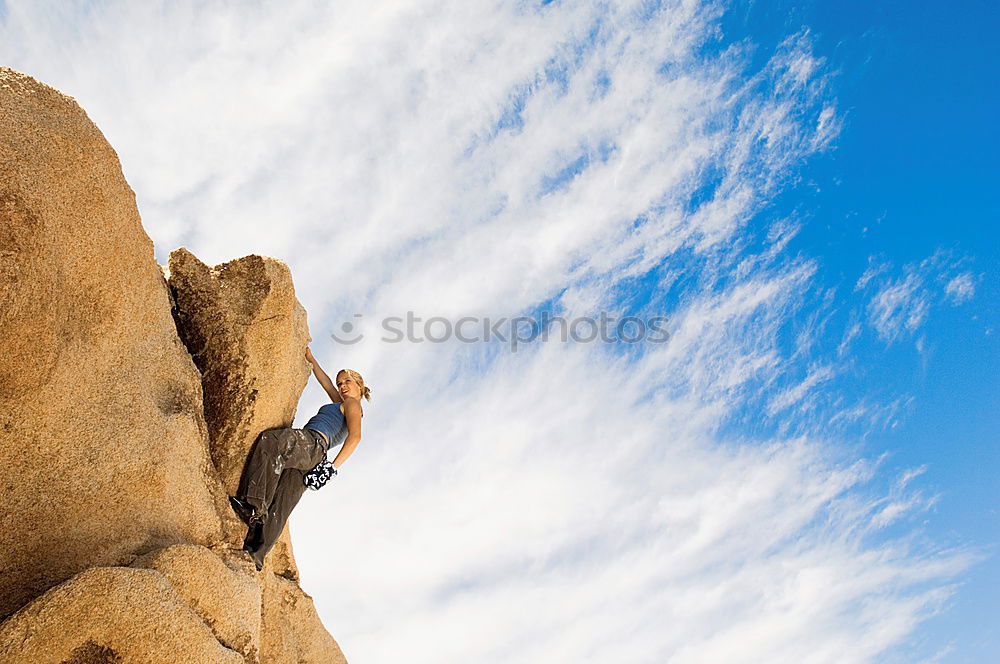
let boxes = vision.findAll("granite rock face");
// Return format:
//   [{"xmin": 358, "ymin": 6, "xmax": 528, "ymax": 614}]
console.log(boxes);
[
  {"xmin": 165, "ymin": 247, "xmax": 317, "ymax": 604},
  {"xmin": 166, "ymin": 247, "xmax": 313, "ymax": 498},
  {"xmin": 0, "ymin": 66, "xmax": 346, "ymax": 663}
]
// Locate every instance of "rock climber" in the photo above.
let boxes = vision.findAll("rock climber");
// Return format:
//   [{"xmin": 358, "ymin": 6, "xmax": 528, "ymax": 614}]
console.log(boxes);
[{"xmin": 228, "ymin": 347, "xmax": 369, "ymax": 570}]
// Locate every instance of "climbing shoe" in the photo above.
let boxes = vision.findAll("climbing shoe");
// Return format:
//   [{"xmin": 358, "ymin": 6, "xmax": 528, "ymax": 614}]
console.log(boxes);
[
  {"xmin": 242, "ymin": 523, "xmax": 265, "ymax": 571},
  {"xmin": 242, "ymin": 543, "xmax": 264, "ymax": 572},
  {"xmin": 228, "ymin": 496, "xmax": 259, "ymax": 524}
]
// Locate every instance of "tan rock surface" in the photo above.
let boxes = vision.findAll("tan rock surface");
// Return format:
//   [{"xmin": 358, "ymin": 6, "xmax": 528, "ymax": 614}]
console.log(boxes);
[
  {"xmin": 0, "ymin": 64, "xmax": 230, "ymax": 620},
  {"xmin": 261, "ymin": 574, "xmax": 348, "ymax": 664},
  {"xmin": 0, "ymin": 567, "xmax": 245, "ymax": 664},
  {"xmin": 166, "ymin": 247, "xmax": 334, "ymax": 655},
  {"xmin": 0, "ymin": 65, "xmax": 348, "ymax": 663},
  {"xmin": 130, "ymin": 544, "xmax": 262, "ymax": 660},
  {"xmin": 165, "ymin": 247, "xmax": 313, "ymax": 497}
]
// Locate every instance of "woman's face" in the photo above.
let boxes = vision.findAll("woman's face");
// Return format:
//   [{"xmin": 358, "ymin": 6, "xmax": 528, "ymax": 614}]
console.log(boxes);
[{"xmin": 336, "ymin": 372, "xmax": 361, "ymax": 400}]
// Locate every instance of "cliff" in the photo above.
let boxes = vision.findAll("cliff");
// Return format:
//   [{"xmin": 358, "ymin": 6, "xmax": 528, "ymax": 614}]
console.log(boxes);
[{"xmin": 0, "ymin": 66, "xmax": 346, "ymax": 663}]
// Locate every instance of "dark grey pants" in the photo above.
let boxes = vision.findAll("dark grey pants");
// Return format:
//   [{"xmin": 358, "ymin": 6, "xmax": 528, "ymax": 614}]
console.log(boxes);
[{"xmin": 237, "ymin": 427, "xmax": 328, "ymax": 568}]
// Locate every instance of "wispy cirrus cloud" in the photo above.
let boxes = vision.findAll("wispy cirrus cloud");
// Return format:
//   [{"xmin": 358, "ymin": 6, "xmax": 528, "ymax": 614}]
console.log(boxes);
[
  {"xmin": 0, "ymin": 1, "xmax": 979, "ymax": 662},
  {"xmin": 867, "ymin": 272, "xmax": 931, "ymax": 343},
  {"xmin": 944, "ymin": 272, "xmax": 976, "ymax": 304},
  {"xmin": 855, "ymin": 250, "xmax": 978, "ymax": 344}
]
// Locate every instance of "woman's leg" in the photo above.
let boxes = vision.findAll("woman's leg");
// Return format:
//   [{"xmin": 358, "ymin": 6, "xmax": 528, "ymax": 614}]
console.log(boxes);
[
  {"xmin": 239, "ymin": 428, "xmax": 321, "ymax": 515},
  {"xmin": 238, "ymin": 428, "xmax": 286, "ymax": 516},
  {"xmin": 248, "ymin": 467, "xmax": 310, "ymax": 569},
  {"xmin": 243, "ymin": 428, "xmax": 327, "ymax": 569}
]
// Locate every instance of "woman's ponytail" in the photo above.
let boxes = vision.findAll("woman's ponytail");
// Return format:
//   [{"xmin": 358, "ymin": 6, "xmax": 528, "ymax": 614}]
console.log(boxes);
[{"xmin": 341, "ymin": 368, "xmax": 372, "ymax": 403}]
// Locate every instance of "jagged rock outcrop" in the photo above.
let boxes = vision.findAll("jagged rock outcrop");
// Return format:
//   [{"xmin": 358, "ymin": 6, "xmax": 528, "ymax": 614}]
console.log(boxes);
[
  {"xmin": 0, "ymin": 66, "xmax": 346, "ymax": 663},
  {"xmin": 166, "ymin": 248, "xmax": 312, "ymax": 501},
  {"xmin": 166, "ymin": 248, "xmax": 315, "ymax": 583}
]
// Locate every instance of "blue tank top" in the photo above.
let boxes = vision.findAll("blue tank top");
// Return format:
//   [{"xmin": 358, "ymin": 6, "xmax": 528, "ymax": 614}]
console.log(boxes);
[{"xmin": 304, "ymin": 402, "xmax": 350, "ymax": 449}]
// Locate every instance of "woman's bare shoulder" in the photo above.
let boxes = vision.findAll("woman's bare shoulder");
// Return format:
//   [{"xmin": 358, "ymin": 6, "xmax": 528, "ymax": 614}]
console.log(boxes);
[{"xmin": 341, "ymin": 396, "xmax": 363, "ymax": 415}]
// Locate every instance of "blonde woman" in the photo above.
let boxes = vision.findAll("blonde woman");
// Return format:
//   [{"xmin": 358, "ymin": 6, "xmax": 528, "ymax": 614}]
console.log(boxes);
[{"xmin": 229, "ymin": 347, "xmax": 369, "ymax": 570}]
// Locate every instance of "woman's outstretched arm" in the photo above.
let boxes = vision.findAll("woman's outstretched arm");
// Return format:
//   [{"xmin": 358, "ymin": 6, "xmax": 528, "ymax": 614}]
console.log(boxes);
[
  {"xmin": 331, "ymin": 398, "xmax": 363, "ymax": 469},
  {"xmin": 305, "ymin": 347, "xmax": 343, "ymax": 403}
]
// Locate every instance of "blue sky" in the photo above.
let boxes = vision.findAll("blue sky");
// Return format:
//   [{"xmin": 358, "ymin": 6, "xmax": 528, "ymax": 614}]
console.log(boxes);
[
  {"xmin": 1, "ymin": 1, "xmax": 996, "ymax": 662},
  {"xmin": 719, "ymin": 2, "xmax": 999, "ymax": 657}
]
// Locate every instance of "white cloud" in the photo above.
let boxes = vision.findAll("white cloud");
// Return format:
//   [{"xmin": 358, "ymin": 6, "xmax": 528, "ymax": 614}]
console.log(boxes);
[
  {"xmin": 944, "ymin": 272, "xmax": 975, "ymax": 304},
  {"xmin": 0, "ymin": 1, "xmax": 976, "ymax": 662},
  {"xmin": 867, "ymin": 273, "xmax": 930, "ymax": 342},
  {"xmin": 855, "ymin": 251, "xmax": 977, "ymax": 345},
  {"xmin": 855, "ymin": 257, "xmax": 891, "ymax": 291},
  {"xmin": 766, "ymin": 364, "xmax": 836, "ymax": 415}
]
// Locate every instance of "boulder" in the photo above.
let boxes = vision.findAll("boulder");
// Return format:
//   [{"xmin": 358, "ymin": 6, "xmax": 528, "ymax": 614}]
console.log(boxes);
[
  {"xmin": 0, "ymin": 64, "xmax": 229, "ymax": 620},
  {"xmin": 0, "ymin": 567, "xmax": 246, "ymax": 664},
  {"xmin": 0, "ymin": 66, "xmax": 346, "ymax": 663}
]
